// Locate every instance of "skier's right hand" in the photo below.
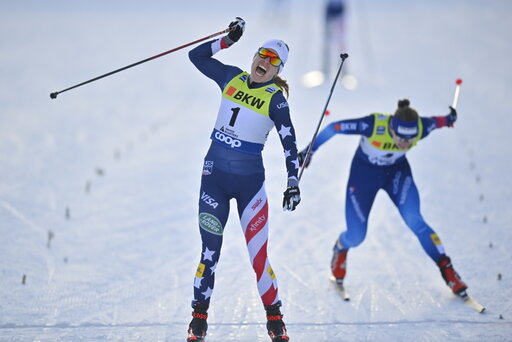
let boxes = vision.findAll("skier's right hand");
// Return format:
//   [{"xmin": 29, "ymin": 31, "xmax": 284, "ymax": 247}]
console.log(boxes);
[
  {"xmin": 224, "ymin": 17, "xmax": 245, "ymax": 46},
  {"xmin": 298, "ymin": 147, "xmax": 313, "ymax": 168}
]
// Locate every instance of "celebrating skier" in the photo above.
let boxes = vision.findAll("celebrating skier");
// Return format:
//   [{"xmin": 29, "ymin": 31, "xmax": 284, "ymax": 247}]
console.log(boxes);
[
  {"xmin": 299, "ymin": 99, "xmax": 469, "ymax": 299},
  {"xmin": 186, "ymin": 17, "xmax": 300, "ymax": 342}
]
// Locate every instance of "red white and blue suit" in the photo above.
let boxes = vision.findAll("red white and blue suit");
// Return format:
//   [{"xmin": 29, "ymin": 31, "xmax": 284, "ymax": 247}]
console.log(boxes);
[{"xmin": 189, "ymin": 38, "xmax": 299, "ymax": 307}]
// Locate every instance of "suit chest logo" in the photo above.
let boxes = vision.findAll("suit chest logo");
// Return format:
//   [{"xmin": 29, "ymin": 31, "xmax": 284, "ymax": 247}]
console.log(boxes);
[
  {"xmin": 226, "ymin": 86, "xmax": 266, "ymax": 109},
  {"xmin": 371, "ymin": 140, "xmax": 402, "ymax": 150}
]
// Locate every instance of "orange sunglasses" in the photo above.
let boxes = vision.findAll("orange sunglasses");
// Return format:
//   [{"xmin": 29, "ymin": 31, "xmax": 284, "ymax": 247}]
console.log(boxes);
[{"xmin": 257, "ymin": 48, "xmax": 283, "ymax": 67}]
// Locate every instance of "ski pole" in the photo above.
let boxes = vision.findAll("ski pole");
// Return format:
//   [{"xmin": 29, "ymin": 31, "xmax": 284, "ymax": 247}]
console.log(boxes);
[
  {"xmin": 452, "ymin": 78, "xmax": 463, "ymax": 109},
  {"xmin": 298, "ymin": 53, "xmax": 349, "ymax": 181},
  {"xmin": 50, "ymin": 27, "xmax": 231, "ymax": 99}
]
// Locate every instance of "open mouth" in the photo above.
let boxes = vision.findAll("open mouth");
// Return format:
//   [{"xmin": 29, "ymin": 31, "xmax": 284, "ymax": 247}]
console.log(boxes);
[{"xmin": 256, "ymin": 65, "xmax": 267, "ymax": 76}]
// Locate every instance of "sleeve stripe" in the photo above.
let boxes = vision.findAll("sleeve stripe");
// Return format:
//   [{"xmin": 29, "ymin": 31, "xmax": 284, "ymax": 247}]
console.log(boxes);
[{"xmin": 211, "ymin": 39, "xmax": 223, "ymax": 55}]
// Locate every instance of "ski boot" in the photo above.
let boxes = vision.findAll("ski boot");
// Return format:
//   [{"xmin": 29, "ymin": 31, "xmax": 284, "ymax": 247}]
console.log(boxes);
[
  {"xmin": 438, "ymin": 255, "xmax": 468, "ymax": 297},
  {"xmin": 331, "ymin": 241, "xmax": 348, "ymax": 285},
  {"xmin": 265, "ymin": 301, "xmax": 289, "ymax": 342},
  {"xmin": 187, "ymin": 302, "xmax": 209, "ymax": 341}
]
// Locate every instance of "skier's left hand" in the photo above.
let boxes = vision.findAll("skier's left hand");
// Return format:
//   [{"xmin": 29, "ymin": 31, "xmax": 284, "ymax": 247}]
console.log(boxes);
[
  {"xmin": 283, "ymin": 186, "xmax": 301, "ymax": 211},
  {"xmin": 446, "ymin": 106, "xmax": 457, "ymax": 127}
]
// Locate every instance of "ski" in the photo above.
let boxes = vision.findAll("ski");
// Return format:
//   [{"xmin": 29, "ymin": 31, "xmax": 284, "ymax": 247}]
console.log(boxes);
[
  {"xmin": 458, "ymin": 292, "xmax": 486, "ymax": 313},
  {"xmin": 330, "ymin": 276, "xmax": 350, "ymax": 301}
]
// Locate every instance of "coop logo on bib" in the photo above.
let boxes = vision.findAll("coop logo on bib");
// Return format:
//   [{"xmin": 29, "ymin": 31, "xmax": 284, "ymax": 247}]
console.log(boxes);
[
  {"xmin": 215, "ymin": 131, "xmax": 242, "ymax": 148},
  {"xmin": 199, "ymin": 212, "xmax": 224, "ymax": 235}
]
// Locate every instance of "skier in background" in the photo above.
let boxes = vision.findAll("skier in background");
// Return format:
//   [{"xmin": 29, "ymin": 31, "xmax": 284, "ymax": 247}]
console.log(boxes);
[
  {"xmin": 262, "ymin": 0, "xmax": 291, "ymax": 24},
  {"xmin": 187, "ymin": 17, "xmax": 300, "ymax": 342},
  {"xmin": 298, "ymin": 99, "xmax": 470, "ymax": 299},
  {"xmin": 323, "ymin": 0, "xmax": 347, "ymax": 77}
]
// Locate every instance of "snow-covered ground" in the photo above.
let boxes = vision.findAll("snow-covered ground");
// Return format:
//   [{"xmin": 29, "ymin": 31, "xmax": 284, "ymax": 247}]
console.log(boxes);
[{"xmin": 1, "ymin": 1, "xmax": 511, "ymax": 341}]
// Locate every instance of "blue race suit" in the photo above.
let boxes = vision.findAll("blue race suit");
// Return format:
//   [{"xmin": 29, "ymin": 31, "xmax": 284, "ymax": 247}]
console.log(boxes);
[
  {"xmin": 311, "ymin": 113, "xmax": 453, "ymax": 263},
  {"xmin": 189, "ymin": 39, "xmax": 299, "ymax": 306}
]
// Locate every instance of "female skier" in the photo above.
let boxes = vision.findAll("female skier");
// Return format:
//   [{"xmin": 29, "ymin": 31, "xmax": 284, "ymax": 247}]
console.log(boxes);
[
  {"xmin": 299, "ymin": 99, "xmax": 469, "ymax": 298},
  {"xmin": 186, "ymin": 17, "xmax": 300, "ymax": 342}
]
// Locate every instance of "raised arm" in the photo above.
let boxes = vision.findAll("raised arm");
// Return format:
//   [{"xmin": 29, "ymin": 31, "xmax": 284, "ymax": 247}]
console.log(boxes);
[{"xmin": 188, "ymin": 17, "xmax": 245, "ymax": 89}]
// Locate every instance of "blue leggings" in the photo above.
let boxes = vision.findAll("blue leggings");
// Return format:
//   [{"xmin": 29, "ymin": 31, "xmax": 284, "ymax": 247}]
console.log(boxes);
[
  {"xmin": 338, "ymin": 156, "xmax": 445, "ymax": 262},
  {"xmin": 193, "ymin": 156, "xmax": 280, "ymax": 306}
]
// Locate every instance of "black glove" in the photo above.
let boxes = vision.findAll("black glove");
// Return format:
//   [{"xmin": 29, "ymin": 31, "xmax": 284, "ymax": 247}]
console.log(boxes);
[
  {"xmin": 283, "ymin": 186, "xmax": 301, "ymax": 211},
  {"xmin": 224, "ymin": 17, "xmax": 245, "ymax": 46},
  {"xmin": 298, "ymin": 147, "xmax": 313, "ymax": 168},
  {"xmin": 446, "ymin": 106, "xmax": 457, "ymax": 127}
]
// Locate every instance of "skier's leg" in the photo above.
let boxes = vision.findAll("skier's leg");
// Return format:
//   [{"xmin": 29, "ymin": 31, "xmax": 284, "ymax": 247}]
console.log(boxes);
[
  {"xmin": 192, "ymin": 165, "xmax": 231, "ymax": 306},
  {"xmin": 384, "ymin": 162, "xmax": 445, "ymax": 262},
  {"xmin": 188, "ymin": 163, "xmax": 232, "ymax": 340},
  {"xmin": 338, "ymin": 158, "xmax": 379, "ymax": 249},
  {"xmin": 235, "ymin": 172, "xmax": 289, "ymax": 341},
  {"xmin": 384, "ymin": 162, "xmax": 468, "ymax": 295},
  {"xmin": 333, "ymin": 158, "xmax": 380, "ymax": 280},
  {"xmin": 235, "ymin": 173, "xmax": 280, "ymax": 306}
]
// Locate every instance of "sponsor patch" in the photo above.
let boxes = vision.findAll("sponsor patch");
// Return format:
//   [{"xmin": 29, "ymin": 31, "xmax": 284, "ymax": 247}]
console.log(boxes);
[
  {"xmin": 226, "ymin": 86, "xmax": 237, "ymax": 96},
  {"xmin": 383, "ymin": 142, "xmax": 400, "ymax": 150},
  {"xmin": 397, "ymin": 125, "xmax": 418, "ymax": 136},
  {"xmin": 348, "ymin": 190, "xmax": 366, "ymax": 223},
  {"xmin": 232, "ymin": 90, "xmax": 266, "ymax": 109},
  {"xmin": 359, "ymin": 122, "xmax": 369, "ymax": 131},
  {"xmin": 251, "ymin": 198, "xmax": 263, "ymax": 210},
  {"xmin": 199, "ymin": 212, "xmax": 224, "ymax": 235},
  {"xmin": 392, "ymin": 171, "xmax": 402, "ymax": 194},
  {"xmin": 377, "ymin": 126, "xmax": 386, "ymax": 135},
  {"xmin": 220, "ymin": 126, "xmax": 238, "ymax": 137},
  {"xmin": 196, "ymin": 263, "xmax": 205, "ymax": 277},
  {"xmin": 340, "ymin": 122, "xmax": 357, "ymax": 131},
  {"xmin": 214, "ymin": 131, "xmax": 242, "ymax": 148},
  {"xmin": 248, "ymin": 214, "xmax": 266, "ymax": 232},
  {"xmin": 399, "ymin": 176, "xmax": 412, "ymax": 205},
  {"xmin": 201, "ymin": 191, "xmax": 219, "ymax": 209},
  {"xmin": 433, "ymin": 233, "xmax": 446, "ymax": 254},
  {"xmin": 431, "ymin": 234, "xmax": 442, "ymax": 245},
  {"xmin": 202, "ymin": 161, "xmax": 213, "ymax": 175},
  {"xmin": 267, "ymin": 266, "xmax": 276, "ymax": 280},
  {"xmin": 277, "ymin": 101, "xmax": 288, "ymax": 109}
]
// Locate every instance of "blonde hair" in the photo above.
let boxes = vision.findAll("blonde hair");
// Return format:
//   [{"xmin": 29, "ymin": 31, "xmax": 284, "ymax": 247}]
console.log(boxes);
[{"xmin": 274, "ymin": 75, "xmax": 289, "ymax": 98}]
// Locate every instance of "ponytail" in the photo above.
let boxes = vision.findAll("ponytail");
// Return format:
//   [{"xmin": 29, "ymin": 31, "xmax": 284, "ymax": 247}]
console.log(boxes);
[
  {"xmin": 394, "ymin": 98, "xmax": 418, "ymax": 121},
  {"xmin": 274, "ymin": 75, "xmax": 289, "ymax": 98}
]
